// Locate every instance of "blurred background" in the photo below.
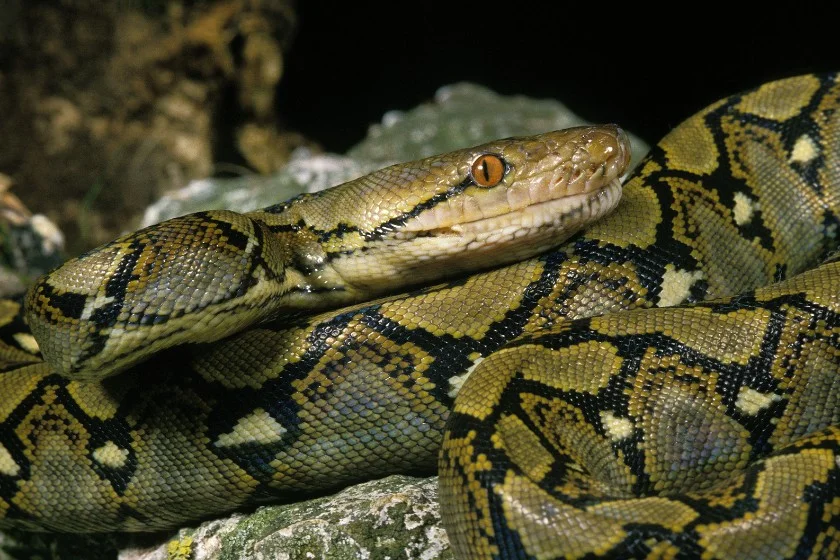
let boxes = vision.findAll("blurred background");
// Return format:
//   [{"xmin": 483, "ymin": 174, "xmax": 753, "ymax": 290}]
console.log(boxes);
[{"xmin": 0, "ymin": 0, "xmax": 837, "ymax": 261}]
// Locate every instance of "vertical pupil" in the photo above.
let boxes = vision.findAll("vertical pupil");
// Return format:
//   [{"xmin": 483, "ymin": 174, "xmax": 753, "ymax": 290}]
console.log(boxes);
[{"xmin": 481, "ymin": 160, "xmax": 491, "ymax": 181}]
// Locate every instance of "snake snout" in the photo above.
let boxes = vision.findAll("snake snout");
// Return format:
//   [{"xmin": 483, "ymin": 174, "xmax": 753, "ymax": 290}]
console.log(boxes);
[{"xmin": 578, "ymin": 124, "xmax": 632, "ymax": 172}]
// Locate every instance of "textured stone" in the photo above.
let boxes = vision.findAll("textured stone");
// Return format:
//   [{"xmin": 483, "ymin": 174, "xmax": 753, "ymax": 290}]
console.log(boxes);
[
  {"xmin": 0, "ymin": 175, "xmax": 64, "ymax": 296},
  {"xmin": 120, "ymin": 476, "xmax": 450, "ymax": 560}
]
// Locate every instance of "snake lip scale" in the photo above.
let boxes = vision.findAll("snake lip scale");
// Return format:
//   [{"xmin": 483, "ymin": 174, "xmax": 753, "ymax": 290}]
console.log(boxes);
[
  {"xmin": 433, "ymin": 178, "xmax": 623, "ymax": 236},
  {"xmin": 388, "ymin": 178, "xmax": 625, "ymax": 282},
  {"xmin": 1, "ymin": 73, "xmax": 839, "ymax": 560}
]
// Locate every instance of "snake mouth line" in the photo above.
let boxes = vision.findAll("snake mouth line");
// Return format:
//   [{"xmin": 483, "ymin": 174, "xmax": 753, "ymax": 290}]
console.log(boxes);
[{"xmin": 432, "ymin": 177, "xmax": 623, "ymax": 238}]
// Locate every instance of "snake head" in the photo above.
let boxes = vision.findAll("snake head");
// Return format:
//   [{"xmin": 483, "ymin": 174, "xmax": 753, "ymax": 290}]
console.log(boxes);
[{"xmin": 290, "ymin": 125, "xmax": 632, "ymax": 295}]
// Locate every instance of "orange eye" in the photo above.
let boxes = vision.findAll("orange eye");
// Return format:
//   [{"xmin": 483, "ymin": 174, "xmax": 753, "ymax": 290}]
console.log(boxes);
[{"xmin": 470, "ymin": 154, "xmax": 505, "ymax": 187}]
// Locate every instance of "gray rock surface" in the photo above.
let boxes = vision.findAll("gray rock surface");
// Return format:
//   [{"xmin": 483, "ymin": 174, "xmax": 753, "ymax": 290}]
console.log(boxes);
[
  {"xmin": 119, "ymin": 476, "xmax": 450, "ymax": 560},
  {"xmin": 0, "ymin": 174, "xmax": 64, "ymax": 296}
]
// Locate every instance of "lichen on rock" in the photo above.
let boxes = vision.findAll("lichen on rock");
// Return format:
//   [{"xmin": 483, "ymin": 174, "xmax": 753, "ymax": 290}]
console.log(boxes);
[{"xmin": 120, "ymin": 475, "xmax": 451, "ymax": 560}]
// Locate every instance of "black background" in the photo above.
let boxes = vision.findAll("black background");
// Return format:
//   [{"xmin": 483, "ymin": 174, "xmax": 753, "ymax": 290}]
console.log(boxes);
[{"xmin": 277, "ymin": 5, "xmax": 839, "ymax": 152}]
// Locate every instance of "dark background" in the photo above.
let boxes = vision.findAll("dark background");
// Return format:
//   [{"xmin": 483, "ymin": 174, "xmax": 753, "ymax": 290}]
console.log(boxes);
[{"xmin": 278, "ymin": 5, "xmax": 839, "ymax": 152}]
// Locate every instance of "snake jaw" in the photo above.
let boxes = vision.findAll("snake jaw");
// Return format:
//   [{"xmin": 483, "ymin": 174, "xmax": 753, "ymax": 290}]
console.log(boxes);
[
  {"xmin": 321, "ymin": 127, "xmax": 630, "ymax": 295},
  {"xmin": 446, "ymin": 177, "xmax": 623, "ymax": 237}
]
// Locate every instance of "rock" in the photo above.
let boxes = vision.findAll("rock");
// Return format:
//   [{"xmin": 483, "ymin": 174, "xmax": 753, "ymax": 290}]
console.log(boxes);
[
  {"xmin": 120, "ymin": 476, "xmax": 450, "ymax": 560},
  {"xmin": 140, "ymin": 152, "xmax": 378, "ymax": 228},
  {"xmin": 0, "ymin": 174, "xmax": 64, "ymax": 296}
]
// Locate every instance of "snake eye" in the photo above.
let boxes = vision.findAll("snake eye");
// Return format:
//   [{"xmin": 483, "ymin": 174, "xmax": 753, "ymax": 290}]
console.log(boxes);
[{"xmin": 470, "ymin": 154, "xmax": 506, "ymax": 187}]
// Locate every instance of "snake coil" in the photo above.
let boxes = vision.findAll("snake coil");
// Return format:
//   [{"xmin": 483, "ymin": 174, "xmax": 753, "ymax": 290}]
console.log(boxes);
[{"xmin": 0, "ymin": 74, "xmax": 839, "ymax": 560}]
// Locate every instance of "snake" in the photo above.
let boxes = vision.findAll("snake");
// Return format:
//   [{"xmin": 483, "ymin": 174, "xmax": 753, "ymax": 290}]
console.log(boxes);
[{"xmin": 0, "ymin": 72, "xmax": 838, "ymax": 560}]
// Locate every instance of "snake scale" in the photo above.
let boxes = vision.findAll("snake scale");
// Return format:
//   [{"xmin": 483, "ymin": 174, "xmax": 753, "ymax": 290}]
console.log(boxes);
[{"xmin": 0, "ymin": 72, "xmax": 838, "ymax": 559}]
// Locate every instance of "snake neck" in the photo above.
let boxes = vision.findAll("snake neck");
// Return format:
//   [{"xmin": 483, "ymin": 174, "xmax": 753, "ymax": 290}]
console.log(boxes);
[{"xmin": 24, "ymin": 127, "xmax": 630, "ymax": 381}]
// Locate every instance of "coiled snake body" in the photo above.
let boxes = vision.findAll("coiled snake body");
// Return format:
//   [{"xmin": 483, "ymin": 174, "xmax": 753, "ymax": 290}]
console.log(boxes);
[{"xmin": 1, "ymin": 73, "xmax": 839, "ymax": 559}]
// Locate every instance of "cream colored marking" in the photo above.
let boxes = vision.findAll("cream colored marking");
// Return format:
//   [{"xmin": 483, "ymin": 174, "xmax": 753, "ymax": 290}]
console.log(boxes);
[
  {"xmin": 658, "ymin": 265, "xmax": 705, "ymax": 307},
  {"xmin": 735, "ymin": 387, "xmax": 782, "ymax": 416},
  {"xmin": 215, "ymin": 408, "xmax": 288, "ymax": 447},
  {"xmin": 732, "ymin": 192, "xmax": 756, "ymax": 226},
  {"xmin": 12, "ymin": 332, "xmax": 40, "ymax": 354},
  {"xmin": 92, "ymin": 441, "xmax": 129, "ymax": 468},
  {"xmin": 80, "ymin": 293, "xmax": 116, "ymax": 322},
  {"xmin": 789, "ymin": 134, "xmax": 819, "ymax": 163},
  {"xmin": 448, "ymin": 356, "xmax": 485, "ymax": 398},
  {"xmin": 600, "ymin": 411, "xmax": 634, "ymax": 441},
  {"xmin": 0, "ymin": 443, "xmax": 19, "ymax": 476}
]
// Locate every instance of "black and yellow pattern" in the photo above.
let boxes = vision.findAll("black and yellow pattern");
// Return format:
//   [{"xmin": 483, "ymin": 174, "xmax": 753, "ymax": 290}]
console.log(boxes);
[
  {"xmin": 0, "ymin": 73, "xmax": 838, "ymax": 560},
  {"xmin": 440, "ymin": 259, "xmax": 840, "ymax": 558},
  {"xmin": 437, "ymin": 74, "xmax": 840, "ymax": 558}
]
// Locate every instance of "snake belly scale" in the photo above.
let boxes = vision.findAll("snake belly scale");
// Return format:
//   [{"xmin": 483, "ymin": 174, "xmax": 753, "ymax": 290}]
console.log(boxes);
[{"xmin": 0, "ymin": 73, "xmax": 838, "ymax": 560}]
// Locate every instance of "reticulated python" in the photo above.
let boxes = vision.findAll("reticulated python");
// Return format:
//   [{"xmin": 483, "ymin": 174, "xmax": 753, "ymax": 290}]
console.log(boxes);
[{"xmin": 0, "ymin": 73, "xmax": 838, "ymax": 559}]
